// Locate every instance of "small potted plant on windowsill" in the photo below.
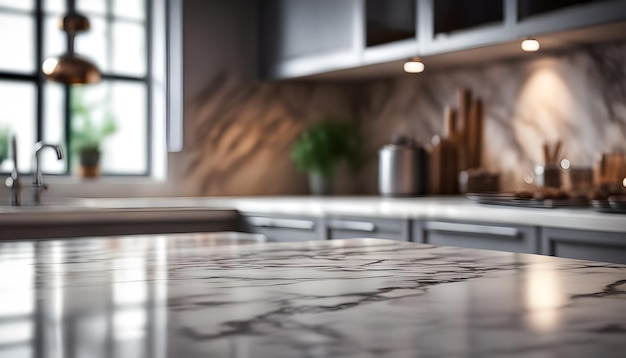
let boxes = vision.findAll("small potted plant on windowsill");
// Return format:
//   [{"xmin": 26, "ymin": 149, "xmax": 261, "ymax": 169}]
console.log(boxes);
[
  {"xmin": 0, "ymin": 126, "xmax": 9, "ymax": 166},
  {"xmin": 71, "ymin": 90, "xmax": 117, "ymax": 178},
  {"xmin": 290, "ymin": 119, "xmax": 361, "ymax": 196}
]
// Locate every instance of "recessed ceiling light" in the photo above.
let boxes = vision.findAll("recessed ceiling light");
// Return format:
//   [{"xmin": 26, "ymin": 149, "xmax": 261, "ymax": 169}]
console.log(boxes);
[
  {"xmin": 521, "ymin": 39, "xmax": 540, "ymax": 52},
  {"xmin": 403, "ymin": 58, "xmax": 425, "ymax": 73}
]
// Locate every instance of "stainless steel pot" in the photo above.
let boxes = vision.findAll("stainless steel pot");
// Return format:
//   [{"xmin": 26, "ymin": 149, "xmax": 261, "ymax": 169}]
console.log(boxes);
[{"xmin": 378, "ymin": 143, "xmax": 428, "ymax": 196}]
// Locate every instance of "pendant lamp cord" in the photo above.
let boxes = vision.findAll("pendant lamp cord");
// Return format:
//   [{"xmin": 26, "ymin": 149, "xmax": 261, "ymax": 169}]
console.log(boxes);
[{"xmin": 66, "ymin": 0, "xmax": 76, "ymax": 54}]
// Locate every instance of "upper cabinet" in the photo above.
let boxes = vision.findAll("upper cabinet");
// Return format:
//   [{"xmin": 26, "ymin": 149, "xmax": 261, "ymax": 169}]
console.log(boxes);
[
  {"xmin": 518, "ymin": 0, "xmax": 600, "ymax": 19},
  {"xmin": 259, "ymin": 0, "xmax": 363, "ymax": 79},
  {"xmin": 433, "ymin": 0, "xmax": 504, "ymax": 34},
  {"xmin": 512, "ymin": 0, "xmax": 626, "ymax": 36},
  {"xmin": 259, "ymin": 0, "xmax": 626, "ymax": 80},
  {"xmin": 366, "ymin": 0, "xmax": 416, "ymax": 47},
  {"xmin": 362, "ymin": 0, "xmax": 418, "ymax": 65},
  {"xmin": 422, "ymin": 0, "xmax": 508, "ymax": 55}
]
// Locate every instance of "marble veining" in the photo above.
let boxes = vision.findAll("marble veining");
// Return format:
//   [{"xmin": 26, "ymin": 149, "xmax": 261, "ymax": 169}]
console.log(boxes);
[
  {"xmin": 1, "ymin": 234, "xmax": 626, "ymax": 357},
  {"xmin": 178, "ymin": 41, "xmax": 626, "ymax": 195},
  {"xmin": 179, "ymin": 73, "xmax": 358, "ymax": 196}
]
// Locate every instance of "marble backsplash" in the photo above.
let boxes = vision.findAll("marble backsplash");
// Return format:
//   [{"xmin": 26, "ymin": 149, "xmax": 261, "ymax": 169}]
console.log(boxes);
[
  {"xmin": 179, "ymin": 74, "xmax": 358, "ymax": 195},
  {"xmin": 180, "ymin": 41, "xmax": 626, "ymax": 196},
  {"xmin": 356, "ymin": 41, "xmax": 626, "ymax": 193}
]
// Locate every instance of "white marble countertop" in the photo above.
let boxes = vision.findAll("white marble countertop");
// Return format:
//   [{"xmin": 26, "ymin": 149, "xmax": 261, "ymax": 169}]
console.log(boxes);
[
  {"xmin": 2, "ymin": 196, "xmax": 626, "ymax": 232},
  {"xmin": 2, "ymin": 234, "xmax": 625, "ymax": 357}
]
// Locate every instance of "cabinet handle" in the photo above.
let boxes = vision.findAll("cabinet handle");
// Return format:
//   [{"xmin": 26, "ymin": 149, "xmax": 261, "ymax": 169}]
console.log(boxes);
[
  {"xmin": 425, "ymin": 221, "xmax": 519, "ymax": 238},
  {"xmin": 247, "ymin": 217, "xmax": 315, "ymax": 230},
  {"xmin": 328, "ymin": 220, "xmax": 376, "ymax": 232}
]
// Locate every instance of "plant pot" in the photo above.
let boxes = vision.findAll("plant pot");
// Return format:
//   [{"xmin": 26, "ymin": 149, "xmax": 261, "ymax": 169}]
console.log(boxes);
[
  {"xmin": 308, "ymin": 173, "xmax": 332, "ymax": 196},
  {"xmin": 79, "ymin": 165, "xmax": 100, "ymax": 178},
  {"xmin": 79, "ymin": 148, "xmax": 100, "ymax": 178}
]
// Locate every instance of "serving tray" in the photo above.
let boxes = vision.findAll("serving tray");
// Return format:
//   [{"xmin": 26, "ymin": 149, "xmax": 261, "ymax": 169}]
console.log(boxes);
[{"xmin": 466, "ymin": 193, "xmax": 590, "ymax": 209}]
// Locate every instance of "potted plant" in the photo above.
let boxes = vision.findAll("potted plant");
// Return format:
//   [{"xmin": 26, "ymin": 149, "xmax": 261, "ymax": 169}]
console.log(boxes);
[
  {"xmin": 0, "ymin": 126, "xmax": 9, "ymax": 166},
  {"xmin": 290, "ymin": 119, "xmax": 361, "ymax": 195},
  {"xmin": 70, "ymin": 89, "xmax": 117, "ymax": 178}
]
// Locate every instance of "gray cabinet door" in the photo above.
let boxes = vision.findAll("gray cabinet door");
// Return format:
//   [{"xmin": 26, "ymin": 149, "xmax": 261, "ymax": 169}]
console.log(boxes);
[
  {"xmin": 260, "ymin": 0, "xmax": 361, "ymax": 79},
  {"xmin": 326, "ymin": 216, "xmax": 410, "ymax": 241},
  {"xmin": 541, "ymin": 228, "xmax": 626, "ymax": 264},
  {"xmin": 513, "ymin": 0, "xmax": 626, "ymax": 39},
  {"xmin": 241, "ymin": 213, "xmax": 323, "ymax": 242},
  {"xmin": 416, "ymin": 0, "xmax": 626, "ymax": 58},
  {"xmin": 417, "ymin": 220, "xmax": 540, "ymax": 254},
  {"xmin": 419, "ymin": 0, "xmax": 510, "ymax": 56}
]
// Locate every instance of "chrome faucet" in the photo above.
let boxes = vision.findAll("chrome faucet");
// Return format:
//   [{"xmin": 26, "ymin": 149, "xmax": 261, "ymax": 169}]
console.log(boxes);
[
  {"xmin": 32, "ymin": 142, "xmax": 64, "ymax": 205},
  {"xmin": 4, "ymin": 135, "xmax": 21, "ymax": 206}
]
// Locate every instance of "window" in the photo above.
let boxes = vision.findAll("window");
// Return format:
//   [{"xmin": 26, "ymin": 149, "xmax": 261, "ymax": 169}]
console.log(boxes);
[{"xmin": 0, "ymin": 0, "xmax": 151, "ymax": 176}]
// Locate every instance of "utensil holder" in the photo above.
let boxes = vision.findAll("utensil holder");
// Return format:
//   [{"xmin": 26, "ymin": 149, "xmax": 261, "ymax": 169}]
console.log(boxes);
[{"xmin": 544, "ymin": 165, "xmax": 561, "ymax": 188}]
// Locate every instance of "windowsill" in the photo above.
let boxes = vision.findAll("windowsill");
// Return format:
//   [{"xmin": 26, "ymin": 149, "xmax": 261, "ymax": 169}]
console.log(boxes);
[
  {"xmin": 0, "ymin": 175, "xmax": 182, "ymax": 200},
  {"xmin": 45, "ymin": 175, "xmax": 165, "ymax": 184},
  {"xmin": 46, "ymin": 175, "xmax": 180, "ymax": 198}
]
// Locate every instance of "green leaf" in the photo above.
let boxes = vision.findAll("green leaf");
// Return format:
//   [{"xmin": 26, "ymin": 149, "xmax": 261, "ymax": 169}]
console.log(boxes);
[
  {"xmin": 290, "ymin": 119, "xmax": 362, "ymax": 177},
  {"xmin": 69, "ymin": 87, "xmax": 118, "ymax": 156},
  {"xmin": 0, "ymin": 126, "xmax": 10, "ymax": 160}
]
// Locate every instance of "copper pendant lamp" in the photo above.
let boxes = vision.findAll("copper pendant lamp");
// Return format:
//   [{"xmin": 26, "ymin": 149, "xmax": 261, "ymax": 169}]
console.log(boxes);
[{"xmin": 42, "ymin": 0, "xmax": 101, "ymax": 84}]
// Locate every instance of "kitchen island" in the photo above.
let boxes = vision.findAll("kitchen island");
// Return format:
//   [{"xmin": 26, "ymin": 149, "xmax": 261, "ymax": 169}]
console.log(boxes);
[{"xmin": 1, "ymin": 233, "xmax": 625, "ymax": 357}]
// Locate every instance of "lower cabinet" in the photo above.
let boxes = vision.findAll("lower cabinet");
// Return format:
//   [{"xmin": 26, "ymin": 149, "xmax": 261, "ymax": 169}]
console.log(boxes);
[
  {"xmin": 240, "ymin": 213, "xmax": 410, "ymax": 242},
  {"xmin": 240, "ymin": 212, "xmax": 626, "ymax": 265},
  {"xmin": 540, "ymin": 228, "xmax": 626, "ymax": 264},
  {"xmin": 240, "ymin": 213, "xmax": 324, "ymax": 242},
  {"xmin": 326, "ymin": 216, "xmax": 410, "ymax": 241},
  {"xmin": 416, "ymin": 220, "xmax": 540, "ymax": 254}
]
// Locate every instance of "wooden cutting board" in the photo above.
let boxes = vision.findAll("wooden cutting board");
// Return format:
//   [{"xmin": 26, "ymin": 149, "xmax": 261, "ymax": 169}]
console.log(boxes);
[
  {"xmin": 430, "ymin": 137, "xmax": 459, "ymax": 195},
  {"xmin": 466, "ymin": 98, "xmax": 483, "ymax": 169}
]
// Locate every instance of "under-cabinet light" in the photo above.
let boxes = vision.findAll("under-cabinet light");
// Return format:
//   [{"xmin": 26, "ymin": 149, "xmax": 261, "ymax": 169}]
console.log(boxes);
[
  {"xmin": 521, "ymin": 39, "xmax": 540, "ymax": 52},
  {"xmin": 403, "ymin": 58, "xmax": 425, "ymax": 73}
]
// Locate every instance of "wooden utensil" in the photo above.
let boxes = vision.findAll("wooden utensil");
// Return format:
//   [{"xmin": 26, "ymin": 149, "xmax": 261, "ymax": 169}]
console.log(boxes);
[
  {"xmin": 553, "ymin": 141, "xmax": 562, "ymax": 164},
  {"xmin": 543, "ymin": 141, "xmax": 563, "ymax": 165},
  {"xmin": 444, "ymin": 107, "xmax": 457, "ymax": 142},
  {"xmin": 475, "ymin": 99, "xmax": 483, "ymax": 169},
  {"xmin": 458, "ymin": 89, "xmax": 472, "ymax": 170},
  {"xmin": 467, "ymin": 98, "xmax": 483, "ymax": 169}
]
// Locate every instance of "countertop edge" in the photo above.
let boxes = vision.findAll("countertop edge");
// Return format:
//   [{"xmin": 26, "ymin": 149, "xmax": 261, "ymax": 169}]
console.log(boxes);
[{"xmin": 2, "ymin": 196, "xmax": 626, "ymax": 233}]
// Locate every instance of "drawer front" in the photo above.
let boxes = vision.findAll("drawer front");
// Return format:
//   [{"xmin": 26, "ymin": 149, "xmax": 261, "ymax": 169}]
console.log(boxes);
[
  {"xmin": 242, "ymin": 214, "xmax": 322, "ymax": 242},
  {"xmin": 421, "ymin": 221, "xmax": 539, "ymax": 254},
  {"xmin": 541, "ymin": 228, "xmax": 626, "ymax": 264},
  {"xmin": 327, "ymin": 216, "xmax": 410, "ymax": 241}
]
